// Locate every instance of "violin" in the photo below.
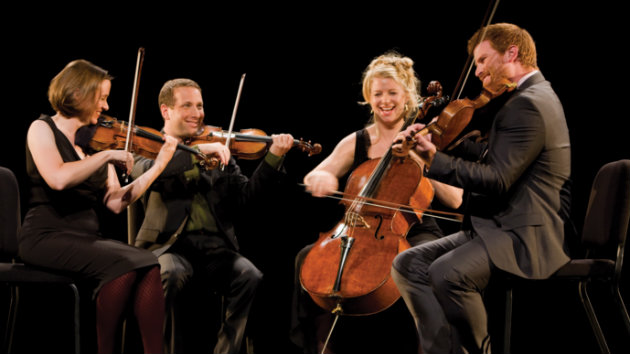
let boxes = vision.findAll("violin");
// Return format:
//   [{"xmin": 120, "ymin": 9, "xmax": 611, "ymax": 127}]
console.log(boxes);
[
  {"xmin": 185, "ymin": 125, "xmax": 322, "ymax": 159},
  {"xmin": 87, "ymin": 115, "xmax": 219, "ymax": 169}
]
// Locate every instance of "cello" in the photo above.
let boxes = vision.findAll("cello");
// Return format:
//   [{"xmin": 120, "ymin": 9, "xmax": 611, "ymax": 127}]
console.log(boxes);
[{"xmin": 299, "ymin": 82, "xmax": 446, "ymax": 317}]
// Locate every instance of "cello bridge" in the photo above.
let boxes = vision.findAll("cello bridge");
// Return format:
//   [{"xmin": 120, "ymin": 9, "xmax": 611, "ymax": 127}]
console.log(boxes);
[{"xmin": 345, "ymin": 212, "xmax": 370, "ymax": 228}]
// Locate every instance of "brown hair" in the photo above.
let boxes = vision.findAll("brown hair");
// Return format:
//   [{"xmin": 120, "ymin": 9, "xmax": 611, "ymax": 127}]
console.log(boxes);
[
  {"xmin": 158, "ymin": 78, "xmax": 202, "ymax": 108},
  {"xmin": 467, "ymin": 23, "xmax": 538, "ymax": 69},
  {"xmin": 48, "ymin": 59, "xmax": 112, "ymax": 118}
]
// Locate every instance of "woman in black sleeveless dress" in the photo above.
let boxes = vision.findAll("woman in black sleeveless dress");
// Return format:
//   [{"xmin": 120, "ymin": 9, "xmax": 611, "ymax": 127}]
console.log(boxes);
[
  {"xmin": 19, "ymin": 59, "xmax": 178, "ymax": 354},
  {"xmin": 290, "ymin": 52, "xmax": 464, "ymax": 354}
]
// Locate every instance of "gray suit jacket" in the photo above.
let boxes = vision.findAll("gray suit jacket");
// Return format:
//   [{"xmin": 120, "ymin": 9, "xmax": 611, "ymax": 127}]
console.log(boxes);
[
  {"xmin": 130, "ymin": 150, "xmax": 286, "ymax": 255},
  {"xmin": 428, "ymin": 72, "xmax": 571, "ymax": 279}
]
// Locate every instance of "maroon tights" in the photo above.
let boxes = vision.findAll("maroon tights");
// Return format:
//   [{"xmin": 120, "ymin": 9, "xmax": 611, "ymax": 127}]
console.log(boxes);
[{"xmin": 96, "ymin": 266, "xmax": 164, "ymax": 354}]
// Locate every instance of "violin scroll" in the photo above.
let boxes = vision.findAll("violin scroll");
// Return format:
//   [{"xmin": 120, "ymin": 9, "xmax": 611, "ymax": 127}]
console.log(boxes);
[
  {"xmin": 426, "ymin": 80, "xmax": 443, "ymax": 97},
  {"xmin": 296, "ymin": 138, "xmax": 322, "ymax": 157},
  {"xmin": 412, "ymin": 81, "xmax": 450, "ymax": 124}
]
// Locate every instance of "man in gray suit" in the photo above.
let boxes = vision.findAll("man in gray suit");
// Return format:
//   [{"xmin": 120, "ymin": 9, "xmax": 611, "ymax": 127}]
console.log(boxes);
[
  {"xmin": 391, "ymin": 23, "xmax": 571, "ymax": 354},
  {"xmin": 131, "ymin": 78, "xmax": 294, "ymax": 353}
]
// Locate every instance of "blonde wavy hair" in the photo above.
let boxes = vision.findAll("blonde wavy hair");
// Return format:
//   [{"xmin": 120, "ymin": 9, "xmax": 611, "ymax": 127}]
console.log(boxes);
[{"xmin": 360, "ymin": 51, "xmax": 421, "ymax": 117}]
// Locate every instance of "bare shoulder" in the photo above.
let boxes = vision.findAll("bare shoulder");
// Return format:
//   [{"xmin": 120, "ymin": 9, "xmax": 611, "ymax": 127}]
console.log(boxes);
[
  {"xmin": 310, "ymin": 131, "xmax": 358, "ymax": 178},
  {"xmin": 27, "ymin": 119, "xmax": 54, "ymax": 142},
  {"xmin": 334, "ymin": 131, "xmax": 357, "ymax": 154}
]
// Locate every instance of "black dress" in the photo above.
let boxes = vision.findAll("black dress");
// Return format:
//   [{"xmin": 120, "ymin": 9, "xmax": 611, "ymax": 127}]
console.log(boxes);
[{"xmin": 18, "ymin": 115, "xmax": 158, "ymax": 298}]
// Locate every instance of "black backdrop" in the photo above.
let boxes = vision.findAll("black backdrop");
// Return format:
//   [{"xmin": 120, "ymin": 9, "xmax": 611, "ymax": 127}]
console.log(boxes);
[{"xmin": 2, "ymin": 1, "xmax": 629, "ymax": 353}]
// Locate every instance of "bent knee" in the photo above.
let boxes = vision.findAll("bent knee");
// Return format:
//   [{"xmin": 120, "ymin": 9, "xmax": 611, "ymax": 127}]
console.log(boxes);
[
  {"xmin": 234, "ymin": 258, "xmax": 263, "ymax": 289},
  {"xmin": 241, "ymin": 265, "xmax": 263, "ymax": 287},
  {"xmin": 392, "ymin": 246, "xmax": 429, "ymax": 278},
  {"xmin": 159, "ymin": 254, "xmax": 192, "ymax": 292},
  {"xmin": 427, "ymin": 259, "xmax": 463, "ymax": 294}
]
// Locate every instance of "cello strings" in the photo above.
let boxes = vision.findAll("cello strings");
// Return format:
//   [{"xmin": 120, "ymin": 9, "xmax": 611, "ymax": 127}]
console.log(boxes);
[
  {"xmin": 326, "ymin": 195, "xmax": 462, "ymax": 223},
  {"xmin": 298, "ymin": 184, "xmax": 463, "ymax": 223},
  {"xmin": 336, "ymin": 149, "xmax": 395, "ymax": 228}
]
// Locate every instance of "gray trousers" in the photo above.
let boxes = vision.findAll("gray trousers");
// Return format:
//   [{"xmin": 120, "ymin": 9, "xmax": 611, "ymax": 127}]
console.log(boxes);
[
  {"xmin": 159, "ymin": 234, "xmax": 262, "ymax": 354},
  {"xmin": 391, "ymin": 230, "xmax": 493, "ymax": 354}
]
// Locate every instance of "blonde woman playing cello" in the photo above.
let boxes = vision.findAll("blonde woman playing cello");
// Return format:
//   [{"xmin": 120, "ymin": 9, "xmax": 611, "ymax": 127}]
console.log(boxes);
[{"xmin": 291, "ymin": 51, "xmax": 463, "ymax": 354}]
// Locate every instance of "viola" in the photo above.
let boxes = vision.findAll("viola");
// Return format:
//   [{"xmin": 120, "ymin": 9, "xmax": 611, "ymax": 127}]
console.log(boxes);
[
  {"xmin": 185, "ymin": 125, "xmax": 322, "ymax": 160},
  {"xmin": 411, "ymin": 0, "xmax": 513, "ymax": 152},
  {"xmin": 396, "ymin": 78, "xmax": 516, "ymax": 155}
]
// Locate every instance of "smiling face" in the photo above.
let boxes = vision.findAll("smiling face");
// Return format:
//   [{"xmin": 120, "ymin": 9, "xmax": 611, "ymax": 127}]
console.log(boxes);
[
  {"xmin": 368, "ymin": 77, "xmax": 409, "ymax": 126},
  {"xmin": 161, "ymin": 86, "xmax": 204, "ymax": 139},
  {"xmin": 87, "ymin": 79, "xmax": 110, "ymax": 124}
]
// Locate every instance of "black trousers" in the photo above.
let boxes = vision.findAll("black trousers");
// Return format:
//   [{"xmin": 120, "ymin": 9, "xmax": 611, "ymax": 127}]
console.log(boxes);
[{"xmin": 160, "ymin": 234, "xmax": 263, "ymax": 354}]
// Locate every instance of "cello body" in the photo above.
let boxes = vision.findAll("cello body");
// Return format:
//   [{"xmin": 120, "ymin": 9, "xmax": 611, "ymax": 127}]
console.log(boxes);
[{"xmin": 300, "ymin": 154, "xmax": 434, "ymax": 315}]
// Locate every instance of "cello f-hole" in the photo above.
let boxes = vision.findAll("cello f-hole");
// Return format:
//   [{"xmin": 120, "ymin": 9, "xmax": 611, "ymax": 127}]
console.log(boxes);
[
  {"xmin": 373, "ymin": 215, "xmax": 385, "ymax": 240},
  {"xmin": 331, "ymin": 223, "xmax": 348, "ymax": 240}
]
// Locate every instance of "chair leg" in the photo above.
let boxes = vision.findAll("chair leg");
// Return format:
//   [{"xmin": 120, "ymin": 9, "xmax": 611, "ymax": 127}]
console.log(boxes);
[
  {"xmin": 4, "ymin": 284, "xmax": 80, "ymax": 354},
  {"xmin": 168, "ymin": 306, "xmax": 176, "ymax": 354},
  {"xmin": 613, "ymin": 284, "xmax": 630, "ymax": 336},
  {"xmin": 4, "ymin": 286, "xmax": 20, "ymax": 354},
  {"xmin": 69, "ymin": 284, "xmax": 80, "ymax": 354},
  {"xmin": 578, "ymin": 281, "xmax": 610, "ymax": 354},
  {"xmin": 503, "ymin": 286, "xmax": 513, "ymax": 354},
  {"xmin": 245, "ymin": 336, "xmax": 255, "ymax": 354},
  {"xmin": 120, "ymin": 318, "xmax": 127, "ymax": 354}
]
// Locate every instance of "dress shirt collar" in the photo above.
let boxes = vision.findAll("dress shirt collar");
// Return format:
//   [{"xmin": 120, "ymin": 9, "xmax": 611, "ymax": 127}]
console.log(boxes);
[{"xmin": 517, "ymin": 70, "xmax": 539, "ymax": 88}]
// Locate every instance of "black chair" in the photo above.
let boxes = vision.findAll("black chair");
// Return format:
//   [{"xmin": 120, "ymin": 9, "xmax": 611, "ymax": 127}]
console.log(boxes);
[
  {"xmin": 0, "ymin": 166, "xmax": 81, "ymax": 354},
  {"xmin": 502, "ymin": 159, "xmax": 630, "ymax": 354}
]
